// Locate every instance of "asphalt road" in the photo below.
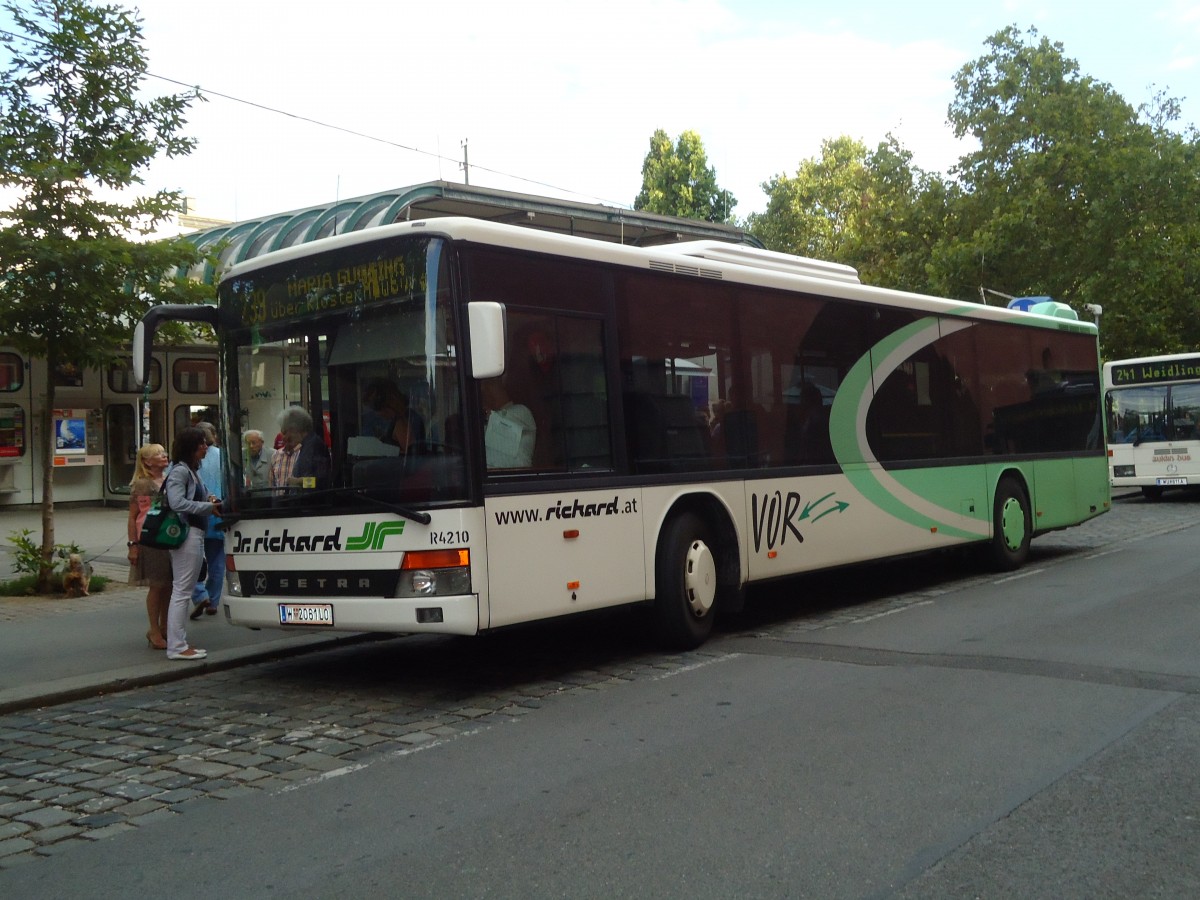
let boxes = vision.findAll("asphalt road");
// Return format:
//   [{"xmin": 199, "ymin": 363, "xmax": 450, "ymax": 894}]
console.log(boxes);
[{"xmin": 1, "ymin": 491, "xmax": 1199, "ymax": 898}]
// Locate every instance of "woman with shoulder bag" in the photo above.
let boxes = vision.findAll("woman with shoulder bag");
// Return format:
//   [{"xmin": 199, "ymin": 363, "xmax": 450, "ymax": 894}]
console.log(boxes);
[
  {"xmin": 127, "ymin": 443, "xmax": 172, "ymax": 649},
  {"xmin": 164, "ymin": 427, "xmax": 222, "ymax": 661}
]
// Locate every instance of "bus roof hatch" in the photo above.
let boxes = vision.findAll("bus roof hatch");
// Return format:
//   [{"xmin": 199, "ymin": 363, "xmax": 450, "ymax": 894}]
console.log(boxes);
[{"xmin": 663, "ymin": 241, "xmax": 861, "ymax": 285}]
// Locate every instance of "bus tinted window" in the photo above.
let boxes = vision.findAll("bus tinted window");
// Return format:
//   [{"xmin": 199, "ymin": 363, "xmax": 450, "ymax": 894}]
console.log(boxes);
[
  {"xmin": 615, "ymin": 272, "xmax": 732, "ymax": 473},
  {"xmin": 461, "ymin": 248, "xmax": 613, "ymax": 475}
]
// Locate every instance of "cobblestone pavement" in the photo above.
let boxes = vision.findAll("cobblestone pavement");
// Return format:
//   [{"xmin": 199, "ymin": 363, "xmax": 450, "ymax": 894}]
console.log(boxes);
[{"xmin": 1, "ymin": 492, "xmax": 1198, "ymax": 869}]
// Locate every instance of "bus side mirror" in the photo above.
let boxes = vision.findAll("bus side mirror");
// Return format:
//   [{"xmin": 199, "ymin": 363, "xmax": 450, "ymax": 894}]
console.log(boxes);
[
  {"xmin": 133, "ymin": 303, "xmax": 219, "ymax": 387},
  {"xmin": 132, "ymin": 320, "xmax": 149, "ymax": 387},
  {"xmin": 468, "ymin": 301, "xmax": 506, "ymax": 379}
]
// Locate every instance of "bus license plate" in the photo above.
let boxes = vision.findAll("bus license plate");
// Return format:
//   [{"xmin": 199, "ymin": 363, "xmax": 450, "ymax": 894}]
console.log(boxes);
[
  {"xmin": 278, "ymin": 603, "xmax": 334, "ymax": 626},
  {"xmin": 1156, "ymin": 477, "xmax": 1188, "ymax": 486}
]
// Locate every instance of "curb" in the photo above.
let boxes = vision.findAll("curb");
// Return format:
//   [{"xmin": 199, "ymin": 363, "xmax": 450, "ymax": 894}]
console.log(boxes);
[{"xmin": 0, "ymin": 631, "xmax": 384, "ymax": 715}]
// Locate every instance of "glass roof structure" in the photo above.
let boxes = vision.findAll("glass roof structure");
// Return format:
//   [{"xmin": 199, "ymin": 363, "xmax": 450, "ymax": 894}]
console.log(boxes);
[{"xmin": 177, "ymin": 180, "xmax": 762, "ymax": 284}]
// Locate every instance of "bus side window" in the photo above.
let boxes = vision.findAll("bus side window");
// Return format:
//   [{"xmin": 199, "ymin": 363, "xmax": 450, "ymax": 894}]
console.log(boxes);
[{"xmin": 546, "ymin": 318, "xmax": 610, "ymax": 471}]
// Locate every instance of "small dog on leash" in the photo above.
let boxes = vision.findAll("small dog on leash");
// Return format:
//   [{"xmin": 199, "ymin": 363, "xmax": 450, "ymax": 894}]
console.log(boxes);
[{"xmin": 61, "ymin": 553, "xmax": 92, "ymax": 598}]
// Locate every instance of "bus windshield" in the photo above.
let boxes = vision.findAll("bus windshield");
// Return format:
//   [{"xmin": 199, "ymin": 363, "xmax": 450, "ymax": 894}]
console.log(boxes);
[
  {"xmin": 220, "ymin": 235, "xmax": 468, "ymax": 514},
  {"xmin": 1107, "ymin": 382, "xmax": 1200, "ymax": 444}
]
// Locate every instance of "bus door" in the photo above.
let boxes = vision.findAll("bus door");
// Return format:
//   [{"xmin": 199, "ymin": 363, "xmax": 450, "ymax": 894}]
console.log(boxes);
[{"xmin": 479, "ymin": 312, "xmax": 644, "ymax": 627}]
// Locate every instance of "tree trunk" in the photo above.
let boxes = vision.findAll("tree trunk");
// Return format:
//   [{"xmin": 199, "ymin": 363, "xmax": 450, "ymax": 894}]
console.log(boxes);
[{"xmin": 37, "ymin": 360, "xmax": 56, "ymax": 593}]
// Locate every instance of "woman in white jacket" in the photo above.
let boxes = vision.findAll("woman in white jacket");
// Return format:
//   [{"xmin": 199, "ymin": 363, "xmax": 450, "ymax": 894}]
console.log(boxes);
[{"xmin": 164, "ymin": 427, "xmax": 222, "ymax": 661}]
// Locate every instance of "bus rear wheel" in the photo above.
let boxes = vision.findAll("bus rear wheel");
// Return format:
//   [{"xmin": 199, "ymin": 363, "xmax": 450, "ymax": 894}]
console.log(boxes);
[
  {"xmin": 654, "ymin": 512, "xmax": 718, "ymax": 650},
  {"xmin": 989, "ymin": 476, "xmax": 1031, "ymax": 571}
]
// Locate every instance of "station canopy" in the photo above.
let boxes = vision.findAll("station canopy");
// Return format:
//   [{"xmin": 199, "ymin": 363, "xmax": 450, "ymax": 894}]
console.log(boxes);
[{"xmin": 177, "ymin": 180, "xmax": 762, "ymax": 284}]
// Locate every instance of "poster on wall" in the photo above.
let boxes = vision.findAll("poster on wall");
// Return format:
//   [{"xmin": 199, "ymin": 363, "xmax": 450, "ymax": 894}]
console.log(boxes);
[{"xmin": 55, "ymin": 416, "xmax": 86, "ymax": 451}]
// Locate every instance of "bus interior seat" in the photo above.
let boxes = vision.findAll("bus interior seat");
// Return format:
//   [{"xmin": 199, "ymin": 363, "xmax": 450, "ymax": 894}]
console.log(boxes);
[
  {"xmin": 721, "ymin": 407, "xmax": 762, "ymax": 467},
  {"xmin": 554, "ymin": 393, "xmax": 612, "ymax": 469},
  {"xmin": 624, "ymin": 391, "xmax": 711, "ymax": 471}
]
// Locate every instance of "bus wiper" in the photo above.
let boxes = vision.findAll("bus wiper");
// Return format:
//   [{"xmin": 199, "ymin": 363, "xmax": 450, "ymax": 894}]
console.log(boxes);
[
  {"xmin": 342, "ymin": 488, "xmax": 433, "ymax": 525},
  {"xmin": 302, "ymin": 486, "xmax": 433, "ymax": 524}
]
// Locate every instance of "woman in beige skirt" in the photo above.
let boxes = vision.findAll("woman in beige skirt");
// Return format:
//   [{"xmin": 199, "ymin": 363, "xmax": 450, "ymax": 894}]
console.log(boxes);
[{"xmin": 127, "ymin": 443, "xmax": 173, "ymax": 649}]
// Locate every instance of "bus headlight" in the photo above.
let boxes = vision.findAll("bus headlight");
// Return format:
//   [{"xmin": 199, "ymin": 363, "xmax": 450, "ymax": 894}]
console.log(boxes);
[
  {"xmin": 1113, "ymin": 465, "xmax": 1135, "ymax": 477},
  {"xmin": 397, "ymin": 549, "xmax": 471, "ymax": 598},
  {"xmin": 225, "ymin": 554, "xmax": 243, "ymax": 597}
]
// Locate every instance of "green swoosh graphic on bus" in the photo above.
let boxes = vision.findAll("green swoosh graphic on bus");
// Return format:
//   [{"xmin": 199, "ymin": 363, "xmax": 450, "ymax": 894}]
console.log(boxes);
[
  {"xmin": 346, "ymin": 520, "xmax": 406, "ymax": 551},
  {"xmin": 827, "ymin": 316, "xmax": 989, "ymax": 540}
]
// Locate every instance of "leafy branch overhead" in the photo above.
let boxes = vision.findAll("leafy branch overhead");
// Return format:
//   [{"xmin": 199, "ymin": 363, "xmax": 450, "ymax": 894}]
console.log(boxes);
[
  {"xmin": 644, "ymin": 27, "xmax": 1199, "ymax": 361},
  {"xmin": 0, "ymin": 0, "xmax": 213, "ymax": 591},
  {"xmin": 0, "ymin": 0, "xmax": 211, "ymax": 365}
]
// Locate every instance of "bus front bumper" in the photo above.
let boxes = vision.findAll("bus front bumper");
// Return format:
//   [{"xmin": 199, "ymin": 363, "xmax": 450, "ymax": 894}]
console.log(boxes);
[{"xmin": 222, "ymin": 594, "xmax": 481, "ymax": 636}]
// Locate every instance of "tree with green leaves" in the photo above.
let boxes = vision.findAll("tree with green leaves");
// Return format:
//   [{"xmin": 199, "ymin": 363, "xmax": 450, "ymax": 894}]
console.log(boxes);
[
  {"xmin": 934, "ymin": 25, "xmax": 1200, "ymax": 357},
  {"xmin": 634, "ymin": 128, "xmax": 737, "ymax": 223},
  {"xmin": 935, "ymin": 26, "xmax": 1133, "ymax": 303},
  {"xmin": 749, "ymin": 135, "xmax": 947, "ymax": 293},
  {"xmin": 751, "ymin": 135, "xmax": 871, "ymax": 262},
  {"xmin": 0, "ymin": 0, "xmax": 211, "ymax": 591},
  {"xmin": 852, "ymin": 136, "xmax": 950, "ymax": 294},
  {"xmin": 1071, "ymin": 92, "xmax": 1200, "ymax": 357}
]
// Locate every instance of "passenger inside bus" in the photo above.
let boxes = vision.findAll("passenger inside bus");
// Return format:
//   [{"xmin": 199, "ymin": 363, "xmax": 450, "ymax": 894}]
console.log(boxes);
[
  {"xmin": 243, "ymin": 429, "xmax": 274, "ymax": 490},
  {"xmin": 481, "ymin": 377, "xmax": 536, "ymax": 468},
  {"xmin": 784, "ymin": 381, "xmax": 833, "ymax": 464},
  {"xmin": 361, "ymin": 378, "xmax": 426, "ymax": 453},
  {"xmin": 271, "ymin": 407, "xmax": 330, "ymax": 490},
  {"xmin": 721, "ymin": 383, "xmax": 769, "ymax": 467}
]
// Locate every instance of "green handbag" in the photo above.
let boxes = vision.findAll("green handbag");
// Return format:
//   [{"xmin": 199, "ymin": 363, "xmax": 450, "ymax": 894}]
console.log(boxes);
[{"xmin": 138, "ymin": 478, "xmax": 187, "ymax": 550}]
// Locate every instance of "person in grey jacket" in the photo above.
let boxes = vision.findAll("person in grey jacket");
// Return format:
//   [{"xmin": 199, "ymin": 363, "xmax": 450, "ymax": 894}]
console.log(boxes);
[
  {"xmin": 243, "ymin": 429, "xmax": 273, "ymax": 490},
  {"xmin": 164, "ymin": 427, "xmax": 222, "ymax": 661}
]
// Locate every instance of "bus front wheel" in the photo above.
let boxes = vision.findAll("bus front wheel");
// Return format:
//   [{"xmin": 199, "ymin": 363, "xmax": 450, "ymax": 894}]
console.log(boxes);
[
  {"xmin": 654, "ymin": 512, "xmax": 718, "ymax": 649},
  {"xmin": 989, "ymin": 477, "xmax": 1031, "ymax": 571}
]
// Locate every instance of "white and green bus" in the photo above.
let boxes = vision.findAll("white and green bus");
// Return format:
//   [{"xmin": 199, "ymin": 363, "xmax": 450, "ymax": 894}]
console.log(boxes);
[
  {"xmin": 135, "ymin": 218, "xmax": 1109, "ymax": 648},
  {"xmin": 1104, "ymin": 352, "xmax": 1200, "ymax": 499}
]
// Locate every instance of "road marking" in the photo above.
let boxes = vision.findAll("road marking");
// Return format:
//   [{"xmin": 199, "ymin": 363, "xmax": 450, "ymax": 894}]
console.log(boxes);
[
  {"xmin": 651, "ymin": 653, "xmax": 743, "ymax": 680},
  {"xmin": 852, "ymin": 599, "xmax": 934, "ymax": 623},
  {"xmin": 1083, "ymin": 548, "xmax": 1123, "ymax": 561},
  {"xmin": 281, "ymin": 725, "xmax": 492, "ymax": 792},
  {"xmin": 994, "ymin": 568, "xmax": 1044, "ymax": 584}
]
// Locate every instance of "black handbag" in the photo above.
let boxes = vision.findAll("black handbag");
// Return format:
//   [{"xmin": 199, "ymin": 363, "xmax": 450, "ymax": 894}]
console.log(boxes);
[{"xmin": 139, "ymin": 470, "xmax": 188, "ymax": 550}]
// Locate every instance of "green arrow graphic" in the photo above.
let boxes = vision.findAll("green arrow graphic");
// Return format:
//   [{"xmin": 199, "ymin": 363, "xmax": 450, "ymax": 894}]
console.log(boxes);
[
  {"xmin": 812, "ymin": 500, "xmax": 850, "ymax": 523},
  {"xmin": 800, "ymin": 492, "xmax": 836, "ymax": 521}
]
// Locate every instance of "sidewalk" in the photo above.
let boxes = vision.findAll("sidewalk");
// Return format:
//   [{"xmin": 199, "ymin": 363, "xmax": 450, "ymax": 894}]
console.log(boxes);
[{"xmin": 0, "ymin": 504, "xmax": 361, "ymax": 714}]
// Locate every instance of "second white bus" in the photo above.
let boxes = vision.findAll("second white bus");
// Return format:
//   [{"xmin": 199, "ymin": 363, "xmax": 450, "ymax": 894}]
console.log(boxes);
[{"xmin": 1105, "ymin": 352, "xmax": 1200, "ymax": 499}]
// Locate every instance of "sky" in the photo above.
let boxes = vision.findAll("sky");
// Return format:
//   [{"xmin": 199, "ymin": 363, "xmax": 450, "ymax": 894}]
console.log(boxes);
[{"xmin": 5, "ymin": 0, "xmax": 1200, "ymax": 225}]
